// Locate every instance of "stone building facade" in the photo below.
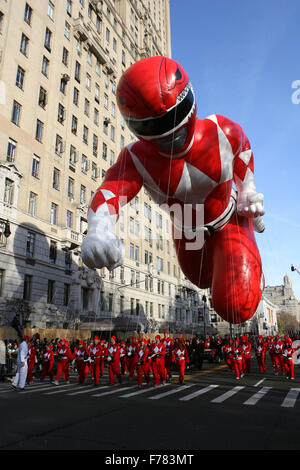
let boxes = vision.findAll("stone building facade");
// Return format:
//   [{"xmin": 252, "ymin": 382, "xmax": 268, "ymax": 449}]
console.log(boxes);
[
  {"xmin": 0, "ymin": 0, "xmax": 214, "ymax": 337},
  {"xmin": 263, "ymin": 275, "xmax": 300, "ymax": 322}
]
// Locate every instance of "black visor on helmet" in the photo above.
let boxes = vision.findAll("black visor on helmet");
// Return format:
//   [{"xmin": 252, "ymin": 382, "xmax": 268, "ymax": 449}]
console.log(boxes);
[{"xmin": 124, "ymin": 87, "xmax": 195, "ymax": 137}]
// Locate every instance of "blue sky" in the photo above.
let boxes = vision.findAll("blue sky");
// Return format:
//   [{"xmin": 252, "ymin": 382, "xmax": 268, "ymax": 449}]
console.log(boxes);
[{"xmin": 169, "ymin": 0, "xmax": 300, "ymax": 299}]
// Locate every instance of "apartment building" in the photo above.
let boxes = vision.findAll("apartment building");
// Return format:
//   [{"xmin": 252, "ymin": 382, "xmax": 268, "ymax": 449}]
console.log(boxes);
[{"xmin": 0, "ymin": 0, "xmax": 213, "ymax": 337}]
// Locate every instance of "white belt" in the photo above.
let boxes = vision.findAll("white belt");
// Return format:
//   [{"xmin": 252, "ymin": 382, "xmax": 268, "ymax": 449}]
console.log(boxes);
[{"xmin": 173, "ymin": 188, "xmax": 237, "ymax": 237}]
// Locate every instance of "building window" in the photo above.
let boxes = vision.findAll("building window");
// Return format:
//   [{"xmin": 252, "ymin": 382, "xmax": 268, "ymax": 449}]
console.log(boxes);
[
  {"xmin": 102, "ymin": 142, "xmax": 107, "ymax": 160},
  {"xmin": 64, "ymin": 284, "xmax": 70, "ymax": 306},
  {"xmin": 87, "ymin": 50, "xmax": 92, "ymax": 65},
  {"xmin": 52, "ymin": 167, "xmax": 60, "ymax": 190},
  {"xmin": 66, "ymin": 210, "xmax": 73, "ymax": 228},
  {"xmin": 103, "ymin": 93, "xmax": 108, "ymax": 109},
  {"xmin": 48, "ymin": 1, "xmax": 54, "ymax": 20},
  {"xmin": 42, "ymin": 56, "xmax": 49, "ymax": 77},
  {"xmin": 84, "ymin": 98, "xmax": 90, "ymax": 116},
  {"xmin": 26, "ymin": 231, "xmax": 35, "ymax": 258},
  {"xmin": 50, "ymin": 202, "xmax": 58, "ymax": 225},
  {"xmin": 64, "ymin": 21, "xmax": 70, "ymax": 40},
  {"xmin": 7, "ymin": 138, "xmax": 17, "ymax": 162},
  {"xmin": 81, "ymin": 154, "xmax": 88, "ymax": 173},
  {"xmin": 23, "ymin": 274, "xmax": 32, "ymax": 301},
  {"xmin": 57, "ymin": 103, "xmax": 65, "ymax": 124},
  {"xmin": 130, "ymin": 298, "xmax": 134, "ymax": 315},
  {"xmin": 94, "ymin": 108, "xmax": 99, "ymax": 126},
  {"xmin": 68, "ymin": 177, "xmax": 74, "ymax": 198},
  {"xmin": 66, "ymin": 0, "xmax": 72, "ymax": 16},
  {"xmin": 130, "ymin": 242, "xmax": 134, "ymax": 259},
  {"xmin": 4, "ymin": 178, "xmax": 14, "ymax": 205},
  {"xmin": 93, "ymin": 134, "xmax": 98, "ymax": 156},
  {"xmin": 24, "ymin": 3, "xmax": 33, "ymax": 25},
  {"xmin": 83, "ymin": 125, "xmax": 88, "ymax": 144},
  {"xmin": 71, "ymin": 115, "xmax": 78, "ymax": 134},
  {"xmin": 49, "ymin": 240, "xmax": 57, "ymax": 264},
  {"xmin": 62, "ymin": 47, "xmax": 69, "ymax": 66},
  {"xmin": 106, "ymin": 27, "xmax": 110, "ymax": 42},
  {"xmin": 91, "ymin": 162, "xmax": 98, "ymax": 180},
  {"xmin": 11, "ymin": 100, "xmax": 21, "ymax": 125},
  {"xmin": 110, "ymin": 150, "xmax": 115, "ymax": 166},
  {"xmin": 0, "ymin": 270, "xmax": 4, "ymax": 297},
  {"xmin": 16, "ymin": 66, "xmax": 25, "ymax": 90},
  {"xmin": 44, "ymin": 27, "xmax": 52, "ymax": 52},
  {"xmin": 28, "ymin": 191, "xmax": 37, "ymax": 216},
  {"xmin": 35, "ymin": 119, "xmax": 44, "ymax": 142},
  {"xmin": 110, "ymin": 125, "xmax": 115, "ymax": 142},
  {"xmin": 95, "ymin": 83, "xmax": 100, "ymax": 103},
  {"xmin": 60, "ymin": 77, "xmax": 67, "ymax": 94},
  {"xmin": 75, "ymin": 61, "xmax": 81, "ymax": 82},
  {"xmin": 47, "ymin": 280, "xmax": 55, "ymax": 303},
  {"xmin": 20, "ymin": 33, "xmax": 29, "ymax": 56},
  {"xmin": 38, "ymin": 86, "xmax": 47, "ymax": 108},
  {"xmin": 32, "ymin": 155, "xmax": 40, "ymax": 178},
  {"xmin": 73, "ymin": 87, "xmax": 79, "ymax": 105},
  {"xmin": 80, "ymin": 184, "xmax": 86, "ymax": 204},
  {"xmin": 86, "ymin": 72, "xmax": 91, "ymax": 90},
  {"xmin": 55, "ymin": 134, "xmax": 64, "ymax": 156}
]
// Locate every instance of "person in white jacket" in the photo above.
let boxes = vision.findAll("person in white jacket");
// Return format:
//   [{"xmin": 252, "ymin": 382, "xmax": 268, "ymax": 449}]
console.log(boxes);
[{"xmin": 11, "ymin": 336, "xmax": 30, "ymax": 391}]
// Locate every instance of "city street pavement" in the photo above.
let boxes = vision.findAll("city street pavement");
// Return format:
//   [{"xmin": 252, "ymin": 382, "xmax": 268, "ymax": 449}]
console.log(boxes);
[{"xmin": 1, "ymin": 356, "xmax": 300, "ymax": 452}]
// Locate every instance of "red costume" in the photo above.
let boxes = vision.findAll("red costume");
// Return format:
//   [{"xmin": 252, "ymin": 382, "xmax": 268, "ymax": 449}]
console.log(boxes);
[
  {"xmin": 223, "ymin": 339, "xmax": 235, "ymax": 371},
  {"xmin": 54, "ymin": 341, "xmax": 72, "ymax": 384},
  {"xmin": 89, "ymin": 337, "xmax": 103, "ymax": 385},
  {"xmin": 126, "ymin": 339, "xmax": 138, "ymax": 379},
  {"xmin": 120, "ymin": 341, "xmax": 127, "ymax": 375},
  {"xmin": 255, "ymin": 337, "xmax": 266, "ymax": 373},
  {"xmin": 40, "ymin": 345, "xmax": 54, "ymax": 382},
  {"xmin": 26, "ymin": 343, "xmax": 36, "ymax": 384},
  {"xmin": 241, "ymin": 336, "xmax": 251, "ymax": 374},
  {"xmin": 82, "ymin": 56, "xmax": 265, "ymax": 325},
  {"xmin": 232, "ymin": 340, "xmax": 244, "ymax": 379},
  {"xmin": 172, "ymin": 339, "xmax": 189, "ymax": 384},
  {"xmin": 272, "ymin": 337, "xmax": 285, "ymax": 375},
  {"xmin": 162, "ymin": 331, "xmax": 173, "ymax": 381},
  {"xmin": 136, "ymin": 340, "xmax": 150, "ymax": 387},
  {"xmin": 106, "ymin": 337, "xmax": 122, "ymax": 385},
  {"xmin": 150, "ymin": 335, "xmax": 166, "ymax": 386},
  {"xmin": 74, "ymin": 341, "xmax": 88, "ymax": 384},
  {"xmin": 282, "ymin": 340, "xmax": 295, "ymax": 380}
]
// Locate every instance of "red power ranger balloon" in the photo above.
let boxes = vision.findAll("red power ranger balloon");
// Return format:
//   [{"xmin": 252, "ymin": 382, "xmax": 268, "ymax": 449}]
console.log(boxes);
[{"xmin": 82, "ymin": 56, "xmax": 265, "ymax": 324}]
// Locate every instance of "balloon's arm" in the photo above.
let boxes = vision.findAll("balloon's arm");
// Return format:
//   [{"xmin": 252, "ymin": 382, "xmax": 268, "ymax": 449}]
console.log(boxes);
[
  {"xmin": 88, "ymin": 147, "xmax": 143, "ymax": 232},
  {"xmin": 233, "ymin": 129, "xmax": 265, "ymax": 229},
  {"xmin": 81, "ymin": 148, "xmax": 143, "ymax": 269}
]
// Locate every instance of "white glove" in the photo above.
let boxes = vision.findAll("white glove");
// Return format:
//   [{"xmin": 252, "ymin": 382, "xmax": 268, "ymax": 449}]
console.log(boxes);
[
  {"xmin": 237, "ymin": 191, "xmax": 265, "ymax": 218},
  {"xmin": 81, "ymin": 229, "xmax": 124, "ymax": 270}
]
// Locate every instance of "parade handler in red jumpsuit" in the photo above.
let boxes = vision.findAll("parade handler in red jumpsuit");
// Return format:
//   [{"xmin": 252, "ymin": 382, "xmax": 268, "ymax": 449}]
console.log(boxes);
[
  {"xmin": 81, "ymin": 56, "xmax": 265, "ymax": 325},
  {"xmin": 172, "ymin": 338, "xmax": 189, "ymax": 385},
  {"xmin": 282, "ymin": 338, "xmax": 295, "ymax": 380},
  {"xmin": 150, "ymin": 335, "xmax": 166, "ymax": 386},
  {"xmin": 26, "ymin": 340, "xmax": 36, "ymax": 384},
  {"xmin": 136, "ymin": 339, "xmax": 151, "ymax": 388},
  {"xmin": 40, "ymin": 344, "xmax": 54, "ymax": 382},
  {"xmin": 255, "ymin": 336, "xmax": 266, "ymax": 373},
  {"xmin": 106, "ymin": 336, "xmax": 122, "ymax": 386},
  {"xmin": 223, "ymin": 338, "xmax": 235, "ymax": 372},
  {"xmin": 74, "ymin": 340, "xmax": 88, "ymax": 384},
  {"xmin": 162, "ymin": 330, "xmax": 174, "ymax": 382}
]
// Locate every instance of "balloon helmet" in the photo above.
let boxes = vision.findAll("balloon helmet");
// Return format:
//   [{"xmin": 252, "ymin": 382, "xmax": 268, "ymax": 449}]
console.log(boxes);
[{"xmin": 116, "ymin": 56, "xmax": 197, "ymax": 157}]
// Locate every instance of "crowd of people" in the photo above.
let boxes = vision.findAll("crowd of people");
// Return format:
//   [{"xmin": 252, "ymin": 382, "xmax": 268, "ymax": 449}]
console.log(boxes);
[{"xmin": 1, "ymin": 331, "xmax": 299, "ymax": 391}]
